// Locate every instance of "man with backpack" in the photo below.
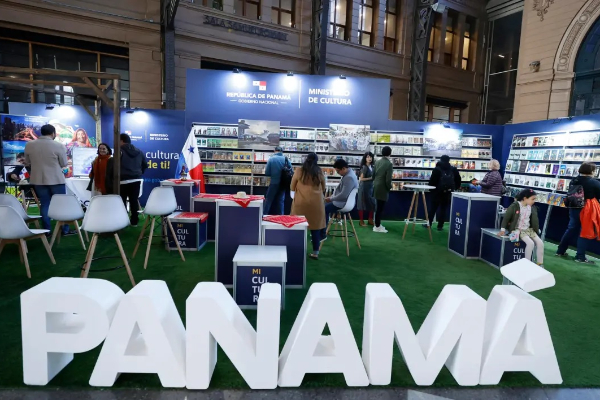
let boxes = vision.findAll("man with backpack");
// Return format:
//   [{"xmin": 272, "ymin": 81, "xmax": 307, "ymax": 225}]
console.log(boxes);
[
  {"xmin": 264, "ymin": 146, "xmax": 292, "ymax": 215},
  {"xmin": 556, "ymin": 162, "xmax": 600, "ymax": 263},
  {"xmin": 428, "ymin": 155, "xmax": 461, "ymax": 231}
]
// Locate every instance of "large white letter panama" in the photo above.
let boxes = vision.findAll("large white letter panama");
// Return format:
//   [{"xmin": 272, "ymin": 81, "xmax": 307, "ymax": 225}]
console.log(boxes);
[{"xmin": 20, "ymin": 278, "xmax": 562, "ymax": 388}]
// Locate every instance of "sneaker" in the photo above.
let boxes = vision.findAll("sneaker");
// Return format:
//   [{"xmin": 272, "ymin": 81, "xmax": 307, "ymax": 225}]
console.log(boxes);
[
  {"xmin": 373, "ymin": 226, "xmax": 388, "ymax": 233},
  {"xmin": 62, "ymin": 231, "xmax": 77, "ymax": 237},
  {"xmin": 575, "ymin": 258, "xmax": 596, "ymax": 264},
  {"xmin": 437, "ymin": 227, "xmax": 443, "ymax": 232},
  {"xmin": 320, "ymin": 235, "xmax": 328, "ymax": 243},
  {"xmin": 555, "ymin": 253, "xmax": 569, "ymax": 258},
  {"xmin": 421, "ymin": 224, "xmax": 430, "ymax": 229}
]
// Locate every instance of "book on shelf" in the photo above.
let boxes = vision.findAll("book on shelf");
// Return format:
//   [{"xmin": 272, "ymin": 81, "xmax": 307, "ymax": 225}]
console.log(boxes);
[
  {"xmin": 550, "ymin": 150, "xmax": 558, "ymax": 160},
  {"xmin": 552, "ymin": 164, "xmax": 560, "ymax": 175},
  {"xmin": 519, "ymin": 161, "xmax": 528, "ymax": 173},
  {"xmin": 559, "ymin": 164, "xmax": 567, "ymax": 175}
]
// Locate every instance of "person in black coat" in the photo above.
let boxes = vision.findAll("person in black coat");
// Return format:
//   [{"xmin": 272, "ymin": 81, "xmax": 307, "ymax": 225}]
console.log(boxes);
[{"xmin": 427, "ymin": 155, "xmax": 461, "ymax": 231}]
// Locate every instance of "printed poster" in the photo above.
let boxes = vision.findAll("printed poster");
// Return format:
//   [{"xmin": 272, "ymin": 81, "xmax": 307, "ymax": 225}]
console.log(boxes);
[{"xmin": 328, "ymin": 124, "xmax": 370, "ymax": 152}]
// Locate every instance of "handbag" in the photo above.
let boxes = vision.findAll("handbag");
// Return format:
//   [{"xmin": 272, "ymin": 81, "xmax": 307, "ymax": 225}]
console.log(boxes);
[{"xmin": 508, "ymin": 230, "xmax": 520, "ymax": 243}]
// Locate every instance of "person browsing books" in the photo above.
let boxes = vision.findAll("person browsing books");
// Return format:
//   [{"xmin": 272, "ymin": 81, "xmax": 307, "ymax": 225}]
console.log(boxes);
[
  {"xmin": 372, "ymin": 146, "xmax": 393, "ymax": 233},
  {"xmin": 428, "ymin": 155, "xmax": 461, "ymax": 231},
  {"xmin": 480, "ymin": 159, "xmax": 503, "ymax": 196},
  {"xmin": 264, "ymin": 146, "xmax": 290, "ymax": 215},
  {"xmin": 556, "ymin": 162, "xmax": 600, "ymax": 263}
]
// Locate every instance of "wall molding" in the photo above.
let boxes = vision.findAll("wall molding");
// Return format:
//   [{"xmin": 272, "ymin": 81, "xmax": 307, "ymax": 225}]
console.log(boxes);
[{"xmin": 554, "ymin": 0, "xmax": 600, "ymax": 72}]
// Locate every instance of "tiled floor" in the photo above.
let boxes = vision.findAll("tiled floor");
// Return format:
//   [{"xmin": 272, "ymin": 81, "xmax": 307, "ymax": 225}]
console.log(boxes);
[{"xmin": 1, "ymin": 388, "xmax": 599, "ymax": 400}]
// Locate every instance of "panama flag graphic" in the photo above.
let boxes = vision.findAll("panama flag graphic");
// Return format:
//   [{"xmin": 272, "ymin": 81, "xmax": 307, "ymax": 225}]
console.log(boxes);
[
  {"xmin": 253, "ymin": 80, "xmax": 267, "ymax": 91},
  {"xmin": 176, "ymin": 128, "xmax": 205, "ymax": 193}
]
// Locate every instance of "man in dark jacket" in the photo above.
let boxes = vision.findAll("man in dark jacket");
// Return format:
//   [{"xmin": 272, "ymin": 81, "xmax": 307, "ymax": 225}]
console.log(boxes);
[
  {"xmin": 114, "ymin": 133, "xmax": 148, "ymax": 227},
  {"xmin": 427, "ymin": 155, "xmax": 461, "ymax": 231}
]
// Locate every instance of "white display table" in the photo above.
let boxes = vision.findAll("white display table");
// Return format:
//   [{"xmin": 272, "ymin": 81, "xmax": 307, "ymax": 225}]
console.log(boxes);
[
  {"xmin": 232, "ymin": 245, "xmax": 287, "ymax": 309},
  {"xmin": 448, "ymin": 192, "xmax": 500, "ymax": 258},
  {"xmin": 261, "ymin": 219, "xmax": 308, "ymax": 289},
  {"xmin": 402, "ymin": 184, "xmax": 436, "ymax": 242}
]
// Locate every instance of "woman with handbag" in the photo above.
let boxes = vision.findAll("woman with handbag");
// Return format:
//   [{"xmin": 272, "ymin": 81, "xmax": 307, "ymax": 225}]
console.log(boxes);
[{"xmin": 87, "ymin": 143, "xmax": 114, "ymax": 197}]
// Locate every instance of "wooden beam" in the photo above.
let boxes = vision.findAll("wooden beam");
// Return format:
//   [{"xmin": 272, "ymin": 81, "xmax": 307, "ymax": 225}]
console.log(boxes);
[
  {"xmin": 0, "ymin": 81, "xmax": 95, "ymax": 99},
  {"xmin": 0, "ymin": 66, "xmax": 121, "ymax": 80},
  {"xmin": 82, "ymin": 77, "xmax": 114, "ymax": 109},
  {"xmin": 0, "ymin": 77, "xmax": 92, "ymax": 89},
  {"xmin": 75, "ymin": 96, "xmax": 99, "ymax": 122},
  {"xmin": 113, "ymin": 78, "xmax": 121, "ymax": 195},
  {"xmin": 103, "ymin": 80, "xmax": 113, "ymax": 93}
]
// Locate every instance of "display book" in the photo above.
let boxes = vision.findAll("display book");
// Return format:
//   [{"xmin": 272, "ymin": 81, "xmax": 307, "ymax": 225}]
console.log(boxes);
[
  {"xmin": 371, "ymin": 132, "xmax": 492, "ymax": 191},
  {"xmin": 193, "ymin": 123, "xmax": 492, "ymax": 191},
  {"xmin": 504, "ymin": 130, "xmax": 600, "ymax": 207}
]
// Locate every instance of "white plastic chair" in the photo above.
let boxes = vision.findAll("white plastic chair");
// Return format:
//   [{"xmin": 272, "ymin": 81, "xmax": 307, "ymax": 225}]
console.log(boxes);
[
  {"xmin": 321, "ymin": 187, "xmax": 361, "ymax": 257},
  {"xmin": 48, "ymin": 194, "xmax": 89, "ymax": 250},
  {"xmin": 81, "ymin": 195, "xmax": 136, "ymax": 286},
  {"xmin": 0, "ymin": 193, "xmax": 42, "ymax": 228},
  {"xmin": 0, "ymin": 206, "xmax": 55, "ymax": 278},
  {"xmin": 132, "ymin": 186, "xmax": 185, "ymax": 270}
]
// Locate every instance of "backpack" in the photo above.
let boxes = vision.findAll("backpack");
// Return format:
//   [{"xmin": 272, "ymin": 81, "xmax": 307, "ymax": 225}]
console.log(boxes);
[
  {"xmin": 564, "ymin": 181, "xmax": 585, "ymax": 208},
  {"xmin": 279, "ymin": 157, "xmax": 293, "ymax": 190},
  {"xmin": 438, "ymin": 168, "xmax": 456, "ymax": 192}
]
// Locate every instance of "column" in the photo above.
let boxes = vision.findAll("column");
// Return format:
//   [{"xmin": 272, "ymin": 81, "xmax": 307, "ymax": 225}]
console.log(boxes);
[
  {"xmin": 261, "ymin": 0, "xmax": 273, "ymax": 23},
  {"xmin": 351, "ymin": 0, "xmax": 361, "ymax": 44},
  {"xmin": 453, "ymin": 13, "xmax": 466, "ymax": 69},
  {"xmin": 433, "ymin": 8, "xmax": 448, "ymax": 64},
  {"xmin": 223, "ymin": 0, "xmax": 235, "ymax": 14},
  {"xmin": 374, "ymin": 0, "xmax": 385, "ymax": 50}
]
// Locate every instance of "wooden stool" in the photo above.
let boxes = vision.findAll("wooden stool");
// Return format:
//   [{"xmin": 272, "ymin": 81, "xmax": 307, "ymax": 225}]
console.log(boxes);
[{"xmin": 402, "ymin": 184, "xmax": 436, "ymax": 243}]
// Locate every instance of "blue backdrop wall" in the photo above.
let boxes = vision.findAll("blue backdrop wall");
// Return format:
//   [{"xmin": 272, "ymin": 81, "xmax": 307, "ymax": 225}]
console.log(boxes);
[{"xmin": 101, "ymin": 108, "xmax": 186, "ymax": 204}]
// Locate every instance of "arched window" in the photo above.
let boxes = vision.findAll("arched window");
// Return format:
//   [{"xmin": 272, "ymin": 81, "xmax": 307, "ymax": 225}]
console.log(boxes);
[{"xmin": 571, "ymin": 16, "xmax": 600, "ymax": 116}]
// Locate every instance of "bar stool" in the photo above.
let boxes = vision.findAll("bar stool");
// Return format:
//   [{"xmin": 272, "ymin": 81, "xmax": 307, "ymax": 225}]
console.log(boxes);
[
  {"xmin": 81, "ymin": 195, "xmax": 136, "ymax": 287},
  {"xmin": 320, "ymin": 188, "xmax": 360, "ymax": 257},
  {"xmin": 132, "ymin": 187, "xmax": 185, "ymax": 270},
  {"xmin": 48, "ymin": 194, "xmax": 88, "ymax": 250}
]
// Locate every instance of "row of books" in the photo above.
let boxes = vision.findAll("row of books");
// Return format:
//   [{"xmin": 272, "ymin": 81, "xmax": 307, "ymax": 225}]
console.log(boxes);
[
  {"xmin": 371, "ymin": 134, "xmax": 425, "ymax": 144},
  {"xmin": 461, "ymin": 138, "xmax": 492, "ymax": 147},
  {"xmin": 279, "ymin": 141, "xmax": 320, "ymax": 152},
  {"xmin": 505, "ymin": 186, "xmax": 567, "ymax": 207},
  {"xmin": 197, "ymin": 138, "xmax": 239, "ymax": 149},
  {"xmin": 511, "ymin": 132, "xmax": 600, "ymax": 148},
  {"xmin": 392, "ymin": 170, "xmax": 432, "ymax": 180},
  {"xmin": 202, "ymin": 163, "xmax": 266, "ymax": 174},
  {"xmin": 461, "ymin": 149, "xmax": 492, "ymax": 159},
  {"xmin": 505, "ymin": 174, "xmax": 571, "ymax": 192},
  {"xmin": 192, "ymin": 126, "xmax": 238, "ymax": 137},
  {"xmin": 200, "ymin": 150, "xmax": 251, "ymax": 161},
  {"xmin": 509, "ymin": 148, "xmax": 600, "ymax": 162},
  {"xmin": 373, "ymin": 145, "xmax": 423, "ymax": 156},
  {"xmin": 507, "ymin": 160, "xmax": 600, "ymax": 178},
  {"xmin": 460, "ymin": 172, "xmax": 487, "ymax": 182}
]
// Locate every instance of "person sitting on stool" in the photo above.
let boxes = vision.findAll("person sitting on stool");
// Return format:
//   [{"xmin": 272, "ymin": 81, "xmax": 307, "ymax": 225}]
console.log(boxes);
[{"xmin": 320, "ymin": 158, "xmax": 358, "ymax": 241}]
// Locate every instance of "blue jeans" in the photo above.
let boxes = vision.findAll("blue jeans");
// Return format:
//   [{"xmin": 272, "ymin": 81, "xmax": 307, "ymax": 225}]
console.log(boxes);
[
  {"xmin": 264, "ymin": 183, "xmax": 285, "ymax": 215},
  {"xmin": 321, "ymin": 202, "xmax": 341, "ymax": 237},
  {"xmin": 310, "ymin": 229, "xmax": 321, "ymax": 252},
  {"xmin": 557, "ymin": 208, "xmax": 591, "ymax": 260},
  {"xmin": 35, "ymin": 184, "xmax": 70, "ymax": 233}
]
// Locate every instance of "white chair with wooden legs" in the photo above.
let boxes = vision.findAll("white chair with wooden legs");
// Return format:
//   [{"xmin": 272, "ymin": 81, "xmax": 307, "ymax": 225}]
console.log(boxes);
[
  {"xmin": 320, "ymin": 188, "xmax": 361, "ymax": 257},
  {"xmin": 0, "ymin": 206, "xmax": 55, "ymax": 278},
  {"xmin": 48, "ymin": 194, "xmax": 88, "ymax": 250},
  {"xmin": 0, "ymin": 193, "xmax": 42, "ymax": 228},
  {"xmin": 132, "ymin": 187, "xmax": 185, "ymax": 270},
  {"xmin": 81, "ymin": 195, "xmax": 136, "ymax": 287}
]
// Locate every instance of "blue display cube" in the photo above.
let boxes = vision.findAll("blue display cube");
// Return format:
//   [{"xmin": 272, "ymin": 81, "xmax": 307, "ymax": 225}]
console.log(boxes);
[
  {"xmin": 160, "ymin": 180, "xmax": 195, "ymax": 212},
  {"xmin": 480, "ymin": 228, "xmax": 526, "ymax": 269},
  {"xmin": 167, "ymin": 212, "xmax": 208, "ymax": 251},
  {"xmin": 262, "ymin": 219, "xmax": 308, "ymax": 289},
  {"xmin": 448, "ymin": 193, "xmax": 500, "ymax": 259}
]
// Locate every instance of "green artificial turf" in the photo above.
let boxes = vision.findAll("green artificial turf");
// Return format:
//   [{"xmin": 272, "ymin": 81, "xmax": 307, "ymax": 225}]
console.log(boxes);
[{"xmin": 1, "ymin": 219, "xmax": 599, "ymax": 389}]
